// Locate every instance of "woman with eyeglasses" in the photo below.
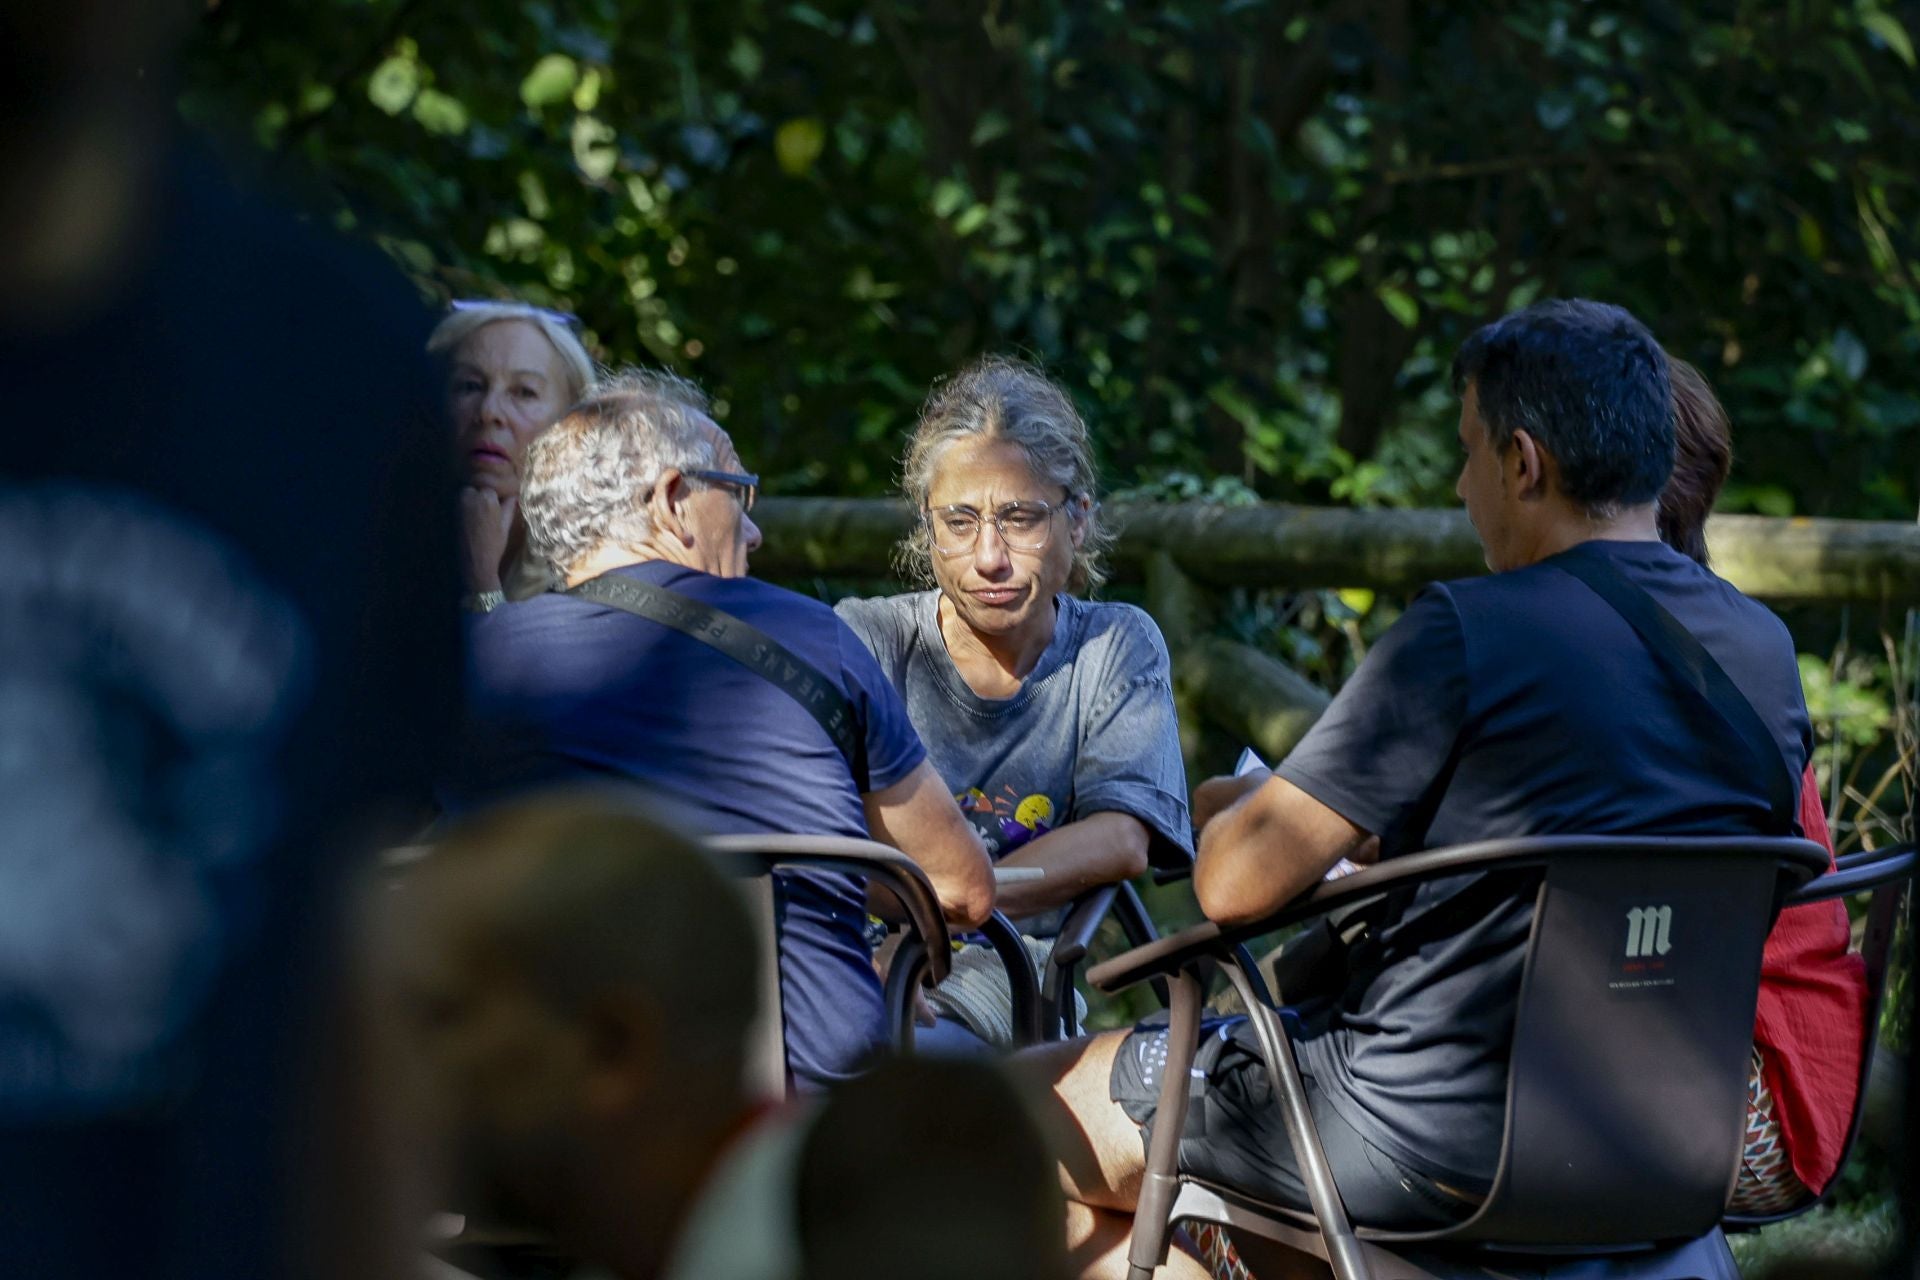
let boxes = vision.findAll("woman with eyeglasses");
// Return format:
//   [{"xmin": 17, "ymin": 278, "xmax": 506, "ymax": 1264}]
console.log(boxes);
[
  {"xmin": 836, "ymin": 356, "xmax": 1193, "ymax": 1047},
  {"xmin": 427, "ymin": 300, "xmax": 596, "ymax": 611}
]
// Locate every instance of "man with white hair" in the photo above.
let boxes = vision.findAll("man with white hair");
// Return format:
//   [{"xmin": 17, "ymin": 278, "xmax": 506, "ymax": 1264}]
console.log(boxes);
[{"xmin": 446, "ymin": 369, "xmax": 994, "ymax": 1090}]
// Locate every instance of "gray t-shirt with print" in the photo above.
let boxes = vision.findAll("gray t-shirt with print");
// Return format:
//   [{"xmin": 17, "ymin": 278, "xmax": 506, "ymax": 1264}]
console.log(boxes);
[{"xmin": 834, "ymin": 591, "xmax": 1194, "ymax": 887}]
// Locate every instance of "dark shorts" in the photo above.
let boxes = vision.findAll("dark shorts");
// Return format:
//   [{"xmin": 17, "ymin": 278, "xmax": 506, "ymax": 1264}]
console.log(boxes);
[{"xmin": 1108, "ymin": 1015, "xmax": 1477, "ymax": 1232}]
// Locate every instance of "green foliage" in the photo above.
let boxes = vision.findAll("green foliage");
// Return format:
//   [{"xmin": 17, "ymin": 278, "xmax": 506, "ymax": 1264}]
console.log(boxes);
[
  {"xmin": 1729, "ymin": 1195, "xmax": 1900, "ymax": 1278},
  {"xmin": 182, "ymin": 0, "xmax": 1920, "ymax": 516}
]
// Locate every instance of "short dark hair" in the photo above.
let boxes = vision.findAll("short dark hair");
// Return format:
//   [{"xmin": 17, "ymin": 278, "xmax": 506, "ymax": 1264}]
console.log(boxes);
[{"xmin": 1451, "ymin": 299, "xmax": 1675, "ymax": 513}]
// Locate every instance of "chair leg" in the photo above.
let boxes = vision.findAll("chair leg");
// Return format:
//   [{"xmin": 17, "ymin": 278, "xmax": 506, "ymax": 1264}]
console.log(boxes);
[
  {"xmin": 1116, "ymin": 884, "xmax": 1173, "ymax": 1010},
  {"xmin": 1221, "ymin": 965, "xmax": 1375, "ymax": 1280},
  {"xmin": 1128, "ymin": 969, "xmax": 1204, "ymax": 1280}
]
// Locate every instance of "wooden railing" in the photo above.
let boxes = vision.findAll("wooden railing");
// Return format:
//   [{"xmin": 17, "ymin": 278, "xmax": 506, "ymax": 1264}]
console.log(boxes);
[{"xmin": 752, "ymin": 498, "xmax": 1920, "ymax": 760}]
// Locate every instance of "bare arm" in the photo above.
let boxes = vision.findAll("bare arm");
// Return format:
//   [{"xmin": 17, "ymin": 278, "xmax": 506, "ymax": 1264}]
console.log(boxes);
[
  {"xmin": 1193, "ymin": 770, "xmax": 1370, "ymax": 927},
  {"xmin": 864, "ymin": 759, "xmax": 996, "ymax": 928},
  {"xmin": 990, "ymin": 811, "xmax": 1151, "ymax": 917}
]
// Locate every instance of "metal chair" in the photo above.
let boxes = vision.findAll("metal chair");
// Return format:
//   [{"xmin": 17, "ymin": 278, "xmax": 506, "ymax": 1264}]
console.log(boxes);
[
  {"xmin": 1087, "ymin": 835, "xmax": 1834, "ymax": 1280},
  {"xmin": 1723, "ymin": 839, "xmax": 1916, "ymax": 1231},
  {"xmin": 704, "ymin": 833, "xmax": 1044, "ymax": 1081},
  {"xmin": 1039, "ymin": 848, "xmax": 1261, "ymax": 1041}
]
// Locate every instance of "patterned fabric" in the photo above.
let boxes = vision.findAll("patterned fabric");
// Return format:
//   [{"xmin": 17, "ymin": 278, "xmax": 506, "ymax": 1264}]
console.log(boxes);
[
  {"xmin": 1730, "ymin": 1047, "xmax": 1814, "ymax": 1215},
  {"xmin": 1194, "ymin": 1223, "xmax": 1254, "ymax": 1280}
]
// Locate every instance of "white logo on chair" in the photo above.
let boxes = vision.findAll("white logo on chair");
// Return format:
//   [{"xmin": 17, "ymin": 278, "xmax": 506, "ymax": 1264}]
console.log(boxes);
[{"xmin": 1624, "ymin": 905, "xmax": 1673, "ymax": 959}]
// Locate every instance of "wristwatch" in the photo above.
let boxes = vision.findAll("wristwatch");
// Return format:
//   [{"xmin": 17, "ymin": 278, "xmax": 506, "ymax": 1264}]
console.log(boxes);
[{"xmin": 462, "ymin": 589, "xmax": 506, "ymax": 614}]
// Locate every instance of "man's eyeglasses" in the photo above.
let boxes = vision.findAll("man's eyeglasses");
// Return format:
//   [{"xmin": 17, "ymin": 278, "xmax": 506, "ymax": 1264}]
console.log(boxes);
[
  {"xmin": 688, "ymin": 469, "xmax": 759, "ymax": 513},
  {"xmin": 925, "ymin": 500, "xmax": 1066, "ymax": 555}
]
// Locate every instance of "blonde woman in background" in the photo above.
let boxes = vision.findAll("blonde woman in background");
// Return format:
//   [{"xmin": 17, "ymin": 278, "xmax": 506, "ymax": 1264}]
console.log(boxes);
[{"xmin": 427, "ymin": 300, "xmax": 595, "ymax": 611}]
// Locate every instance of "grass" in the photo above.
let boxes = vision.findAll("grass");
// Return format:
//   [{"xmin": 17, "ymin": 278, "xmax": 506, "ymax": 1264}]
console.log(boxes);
[{"xmin": 1729, "ymin": 1196, "xmax": 1899, "ymax": 1278}]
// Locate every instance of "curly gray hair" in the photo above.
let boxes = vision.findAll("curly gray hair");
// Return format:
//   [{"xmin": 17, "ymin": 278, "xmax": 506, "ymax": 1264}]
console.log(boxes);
[
  {"xmin": 898, "ymin": 356, "xmax": 1110, "ymax": 593},
  {"xmin": 521, "ymin": 368, "xmax": 717, "ymax": 576}
]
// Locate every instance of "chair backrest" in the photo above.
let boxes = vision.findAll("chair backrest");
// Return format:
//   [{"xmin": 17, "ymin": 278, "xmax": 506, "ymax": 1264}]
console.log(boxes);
[
  {"xmin": 1458, "ymin": 836, "xmax": 1827, "ymax": 1246},
  {"xmin": 703, "ymin": 833, "xmax": 951, "ymax": 1097}
]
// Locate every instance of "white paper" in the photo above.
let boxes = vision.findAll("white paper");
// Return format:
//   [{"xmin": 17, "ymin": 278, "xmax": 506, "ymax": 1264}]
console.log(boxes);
[{"xmin": 1230, "ymin": 745, "xmax": 1357, "ymax": 881}]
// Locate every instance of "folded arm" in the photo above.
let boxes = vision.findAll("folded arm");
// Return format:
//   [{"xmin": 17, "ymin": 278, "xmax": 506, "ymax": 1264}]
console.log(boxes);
[
  {"xmin": 990, "ymin": 810, "xmax": 1151, "ymax": 917},
  {"xmin": 863, "ymin": 758, "xmax": 996, "ymax": 928},
  {"xmin": 1193, "ymin": 770, "xmax": 1371, "ymax": 927}
]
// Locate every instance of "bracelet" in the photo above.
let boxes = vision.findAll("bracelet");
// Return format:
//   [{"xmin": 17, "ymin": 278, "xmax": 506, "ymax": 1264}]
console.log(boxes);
[{"xmin": 462, "ymin": 589, "xmax": 506, "ymax": 614}]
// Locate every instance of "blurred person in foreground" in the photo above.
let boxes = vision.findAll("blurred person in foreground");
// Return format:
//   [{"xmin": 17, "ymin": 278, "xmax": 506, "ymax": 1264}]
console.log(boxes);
[
  {"xmin": 383, "ymin": 792, "xmax": 805, "ymax": 1280},
  {"xmin": 426, "ymin": 300, "xmax": 595, "ymax": 611},
  {"xmin": 1021, "ymin": 301, "xmax": 1812, "ymax": 1279},
  {"xmin": 0, "ymin": 4, "xmax": 458, "ymax": 1279},
  {"xmin": 1658, "ymin": 358, "xmax": 1868, "ymax": 1215},
  {"xmin": 835, "ymin": 357, "xmax": 1191, "ymax": 1048},
  {"xmin": 444, "ymin": 371, "xmax": 994, "ymax": 1089},
  {"xmin": 796, "ymin": 1055, "xmax": 1070, "ymax": 1280}
]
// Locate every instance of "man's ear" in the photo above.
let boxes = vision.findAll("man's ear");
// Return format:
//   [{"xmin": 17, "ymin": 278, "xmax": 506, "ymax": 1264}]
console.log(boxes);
[
  {"xmin": 1508, "ymin": 429, "xmax": 1550, "ymax": 501},
  {"xmin": 649, "ymin": 469, "xmax": 695, "ymax": 547},
  {"xmin": 577, "ymin": 995, "xmax": 660, "ymax": 1118},
  {"xmin": 1068, "ymin": 495, "xmax": 1092, "ymax": 549}
]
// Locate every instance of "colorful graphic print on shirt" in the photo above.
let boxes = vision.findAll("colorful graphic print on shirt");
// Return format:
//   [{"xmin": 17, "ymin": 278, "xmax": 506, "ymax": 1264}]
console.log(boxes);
[{"xmin": 955, "ymin": 783, "xmax": 1056, "ymax": 856}]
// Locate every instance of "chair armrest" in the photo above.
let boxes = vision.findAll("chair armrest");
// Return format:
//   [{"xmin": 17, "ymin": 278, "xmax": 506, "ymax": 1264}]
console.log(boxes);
[
  {"xmin": 1088, "ymin": 834, "xmax": 1831, "ymax": 994},
  {"xmin": 977, "ymin": 910, "xmax": 1044, "ymax": 1045},
  {"xmin": 1151, "ymin": 851, "xmax": 1196, "ymax": 885},
  {"xmin": 1787, "ymin": 844, "xmax": 1916, "ymax": 905},
  {"xmin": 1050, "ymin": 884, "xmax": 1121, "ymax": 970},
  {"xmin": 706, "ymin": 833, "xmax": 953, "ymax": 984}
]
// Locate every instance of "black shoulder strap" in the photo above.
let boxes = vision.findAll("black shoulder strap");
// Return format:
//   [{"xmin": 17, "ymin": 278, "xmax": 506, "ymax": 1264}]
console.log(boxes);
[
  {"xmin": 1551, "ymin": 550, "xmax": 1796, "ymax": 834},
  {"xmin": 568, "ymin": 572, "xmax": 869, "ymax": 790}
]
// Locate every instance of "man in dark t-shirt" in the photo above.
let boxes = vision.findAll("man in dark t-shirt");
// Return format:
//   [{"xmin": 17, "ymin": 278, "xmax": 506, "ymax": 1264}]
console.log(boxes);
[
  {"xmin": 446, "ymin": 370, "xmax": 994, "ymax": 1090},
  {"xmin": 1026, "ymin": 300, "xmax": 1812, "ymax": 1277}
]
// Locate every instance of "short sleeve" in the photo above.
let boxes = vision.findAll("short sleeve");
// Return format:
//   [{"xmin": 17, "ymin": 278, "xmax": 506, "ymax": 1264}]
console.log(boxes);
[
  {"xmin": 1275, "ymin": 587, "xmax": 1469, "ymax": 843},
  {"xmin": 837, "ymin": 619, "xmax": 927, "ymax": 793},
  {"xmin": 1070, "ymin": 608, "xmax": 1195, "ymax": 868},
  {"xmin": 833, "ymin": 594, "xmax": 914, "ymax": 669}
]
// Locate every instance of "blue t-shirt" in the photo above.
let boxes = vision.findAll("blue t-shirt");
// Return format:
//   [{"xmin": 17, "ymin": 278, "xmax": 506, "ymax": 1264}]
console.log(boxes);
[
  {"xmin": 448, "ymin": 561, "xmax": 927, "ymax": 1088},
  {"xmin": 1275, "ymin": 539, "xmax": 1811, "ymax": 1188}
]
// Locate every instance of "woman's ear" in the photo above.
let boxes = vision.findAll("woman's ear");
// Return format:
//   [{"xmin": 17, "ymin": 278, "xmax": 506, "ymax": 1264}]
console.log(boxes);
[{"xmin": 1069, "ymin": 495, "xmax": 1092, "ymax": 549}]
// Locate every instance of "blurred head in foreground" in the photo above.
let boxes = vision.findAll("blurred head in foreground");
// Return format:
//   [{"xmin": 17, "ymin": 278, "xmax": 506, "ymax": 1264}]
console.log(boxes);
[
  {"xmin": 796, "ymin": 1056, "xmax": 1069, "ymax": 1280},
  {"xmin": 381, "ymin": 792, "xmax": 758, "ymax": 1278}
]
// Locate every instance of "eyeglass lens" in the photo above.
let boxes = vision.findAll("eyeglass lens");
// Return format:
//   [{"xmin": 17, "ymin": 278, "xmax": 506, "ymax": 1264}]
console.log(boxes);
[{"xmin": 930, "ymin": 502, "xmax": 1054, "ymax": 553}]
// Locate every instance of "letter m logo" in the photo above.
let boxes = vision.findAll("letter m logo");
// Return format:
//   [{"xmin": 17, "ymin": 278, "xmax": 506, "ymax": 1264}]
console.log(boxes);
[{"xmin": 1624, "ymin": 905, "xmax": 1673, "ymax": 959}]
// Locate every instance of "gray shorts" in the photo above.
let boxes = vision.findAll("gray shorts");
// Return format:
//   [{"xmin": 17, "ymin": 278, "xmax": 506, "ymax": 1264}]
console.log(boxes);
[{"xmin": 1108, "ymin": 1015, "xmax": 1476, "ymax": 1232}]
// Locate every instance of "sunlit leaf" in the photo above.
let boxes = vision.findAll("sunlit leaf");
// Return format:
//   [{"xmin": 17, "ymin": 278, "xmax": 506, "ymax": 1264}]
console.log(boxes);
[
  {"xmin": 1797, "ymin": 214, "xmax": 1825, "ymax": 260},
  {"xmin": 971, "ymin": 111, "xmax": 1011, "ymax": 147},
  {"xmin": 774, "ymin": 117, "xmax": 826, "ymax": 175},
  {"xmin": 573, "ymin": 67, "xmax": 603, "ymax": 112},
  {"xmin": 1863, "ymin": 10, "xmax": 1917, "ymax": 68},
  {"xmin": 1377, "ymin": 286, "xmax": 1419, "ymax": 328},
  {"xmin": 367, "ymin": 54, "xmax": 419, "ymax": 116},
  {"xmin": 412, "ymin": 89, "xmax": 468, "ymax": 136},
  {"xmin": 520, "ymin": 54, "xmax": 579, "ymax": 109}
]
